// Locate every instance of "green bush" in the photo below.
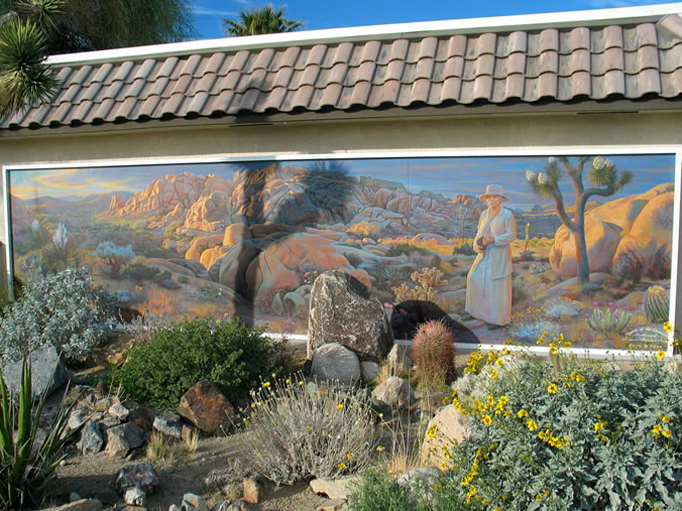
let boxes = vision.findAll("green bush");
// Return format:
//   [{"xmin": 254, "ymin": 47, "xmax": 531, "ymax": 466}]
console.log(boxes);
[
  {"xmin": 0, "ymin": 360, "xmax": 76, "ymax": 509},
  {"xmin": 110, "ymin": 318, "xmax": 280, "ymax": 410},
  {"xmin": 347, "ymin": 466, "xmax": 436, "ymax": 511},
  {"xmin": 438, "ymin": 352, "xmax": 682, "ymax": 510}
]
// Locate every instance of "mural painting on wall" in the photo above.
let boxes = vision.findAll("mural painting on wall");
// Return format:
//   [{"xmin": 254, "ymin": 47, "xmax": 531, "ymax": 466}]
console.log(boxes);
[{"xmin": 7, "ymin": 154, "xmax": 677, "ymax": 351}]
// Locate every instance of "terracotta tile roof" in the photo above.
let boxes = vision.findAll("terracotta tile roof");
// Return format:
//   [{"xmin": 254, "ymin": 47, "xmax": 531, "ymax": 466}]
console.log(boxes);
[{"xmin": 2, "ymin": 8, "xmax": 682, "ymax": 131}]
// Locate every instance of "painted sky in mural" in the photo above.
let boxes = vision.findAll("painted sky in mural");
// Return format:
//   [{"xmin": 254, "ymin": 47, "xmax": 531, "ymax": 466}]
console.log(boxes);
[{"xmin": 8, "ymin": 153, "xmax": 678, "ymax": 352}]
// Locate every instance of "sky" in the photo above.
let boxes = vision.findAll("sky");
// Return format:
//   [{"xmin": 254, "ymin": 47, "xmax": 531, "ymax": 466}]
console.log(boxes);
[
  {"xmin": 190, "ymin": 0, "xmax": 676, "ymax": 40},
  {"xmin": 10, "ymin": 154, "xmax": 676, "ymax": 209}
]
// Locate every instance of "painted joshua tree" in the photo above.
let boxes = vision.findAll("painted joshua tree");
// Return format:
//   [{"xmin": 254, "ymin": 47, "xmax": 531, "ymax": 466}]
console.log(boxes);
[{"xmin": 526, "ymin": 156, "xmax": 633, "ymax": 286}]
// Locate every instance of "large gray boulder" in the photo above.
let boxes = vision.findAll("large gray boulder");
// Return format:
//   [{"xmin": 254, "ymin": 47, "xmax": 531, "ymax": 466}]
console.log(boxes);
[
  {"xmin": 308, "ymin": 270, "xmax": 394, "ymax": 361},
  {"xmin": 311, "ymin": 343, "xmax": 361, "ymax": 384},
  {"xmin": 2, "ymin": 344, "xmax": 68, "ymax": 398}
]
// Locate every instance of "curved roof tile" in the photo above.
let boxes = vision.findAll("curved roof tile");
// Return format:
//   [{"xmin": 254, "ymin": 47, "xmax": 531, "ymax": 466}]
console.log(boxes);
[{"xmin": 2, "ymin": 14, "xmax": 681, "ymax": 130}]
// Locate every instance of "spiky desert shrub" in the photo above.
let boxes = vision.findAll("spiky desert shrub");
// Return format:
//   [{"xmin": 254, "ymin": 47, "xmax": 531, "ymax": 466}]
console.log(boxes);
[
  {"xmin": 0, "ymin": 267, "xmax": 116, "ymax": 363},
  {"xmin": 235, "ymin": 375, "xmax": 377, "ymax": 485},
  {"xmin": 0, "ymin": 360, "xmax": 77, "ymax": 509},
  {"xmin": 392, "ymin": 267, "xmax": 447, "ymax": 303},
  {"xmin": 434, "ymin": 352, "xmax": 682, "ymax": 510},
  {"xmin": 92, "ymin": 241, "xmax": 136, "ymax": 279},
  {"xmin": 411, "ymin": 319, "xmax": 455, "ymax": 389},
  {"xmin": 644, "ymin": 285, "xmax": 669, "ymax": 323},
  {"xmin": 541, "ymin": 297, "xmax": 583, "ymax": 319},
  {"xmin": 110, "ymin": 318, "xmax": 280, "ymax": 410}
]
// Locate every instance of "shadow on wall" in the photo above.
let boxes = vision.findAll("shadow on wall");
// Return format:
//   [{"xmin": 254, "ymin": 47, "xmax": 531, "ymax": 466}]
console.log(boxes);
[
  {"xmin": 391, "ymin": 300, "xmax": 480, "ymax": 344},
  {"xmin": 229, "ymin": 161, "xmax": 355, "ymax": 328}
]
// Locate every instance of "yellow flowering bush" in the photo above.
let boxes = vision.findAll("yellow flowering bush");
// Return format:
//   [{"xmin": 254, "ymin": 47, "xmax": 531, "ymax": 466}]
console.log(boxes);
[{"xmin": 424, "ymin": 353, "xmax": 682, "ymax": 510}]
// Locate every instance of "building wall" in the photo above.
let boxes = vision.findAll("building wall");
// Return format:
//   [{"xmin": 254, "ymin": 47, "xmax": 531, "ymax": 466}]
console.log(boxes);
[{"xmin": 1, "ymin": 109, "xmax": 681, "ymax": 341}]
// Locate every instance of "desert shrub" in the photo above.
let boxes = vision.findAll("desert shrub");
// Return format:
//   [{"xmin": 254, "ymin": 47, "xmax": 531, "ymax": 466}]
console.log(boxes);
[
  {"xmin": 347, "ymin": 221, "xmax": 378, "ymax": 237},
  {"xmin": 124, "ymin": 263, "xmax": 160, "ymax": 283},
  {"xmin": 346, "ymin": 465, "xmax": 441, "ymax": 511},
  {"xmin": 110, "ymin": 318, "xmax": 280, "ymax": 410},
  {"xmin": 392, "ymin": 267, "xmax": 447, "ymax": 303},
  {"xmin": 122, "ymin": 313, "xmax": 172, "ymax": 345},
  {"xmin": 541, "ymin": 297, "xmax": 583, "ymax": 319},
  {"xmin": 385, "ymin": 243, "xmax": 430, "ymax": 257},
  {"xmin": 436, "ymin": 351, "xmax": 682, "ymax": 510},
  {"xmin": 344, "ymin": 252, "xmax": 364, "ymax": 268},
  {"xmin": 452, "ymin": 241, "xmax": 476, "ymax": 256},
  {"xmin": 411, "ymin": 319, "xmax": 455, "ymax": 390},
  {"xmin": 92, "ymin": 241, "xmax": 136, "ymax": 279},
  {"xmin": 0, "ymin": 360, "xmax": 76, "ymax": 509},
  {"xmin": 0, "ymin": 267, "xmax": 116, "ymax": 363},
  {"xmin": 235, "ymin": 375, "xmax": 377, "ymax": 485}
]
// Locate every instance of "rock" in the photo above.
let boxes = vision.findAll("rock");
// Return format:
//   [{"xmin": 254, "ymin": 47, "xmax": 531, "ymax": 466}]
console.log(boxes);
[
  {"xmin": 105, "ymin": 423, "xmax": 145, "ymax": 457},
  {"xmin": 360, "ymin": 361, "xmax": 380, "ymax": 382},
  {"xmin": 178, "ymin": 380, "xmax": 236, "ymax": 434},
  {"xmin": 396, "ymin": 467, "xmax": 440, "ymax": 488},
  {"xmin": 109, "ymin": 402, "xmax": 130, "ymax": 421},
  {"xmin": 128, "ymin": 407, "xmax": 155, "ymax": 432},
  {"xmin": 308, "ymin": 270, "xmax": 394, "ymax": 361},
  {"xmin": 419, "ymin": 405, "xmax": 469, "ymax": 467},
  {"xmin": 40, "ymin": 499, "xmax": 102, "ymax": 511},
  {"xmin": 218, "ymin": 501, "xmax": 248, "ymax": 511},
  {"xmin": 77, "ymin": 421, "xmax": 104, "ymax": 454},
  {"xmin": 311, "ymin": 343, "xmax": 361, "ymax": 384},
  {"xmin": 70, "ymin": 492, "xmax": 82, "ymax": 502},
  {"xmin": 387, "ymin": 344, "xmax": 413, "ymax": 372},
  {"xmin": 550, "ymin": 183, "xmax": 674, "ymax": 280},
  {"xmin": 310, "ymin": 476, "xmax": 361, "ymax": 500},
  {"xmin": 2, "ymin": 344, "xmax": 68, "ymax": 398},
  {"xmin": 99, "ymin": 416, "xmax": 121, "ymax": 430},
  {"xmin": 169, "ymin": 505, "xmax": 182, "ymax": 511},
  {"xmin": 125, "ymin": 486, "xmax": 146, "ymax": 507},
  {"xmin": 116, "ymin": 463, "xmax": 160, "ymax": 494},
  {"xmin": 372, "ymin": 376, "xmax": 415, "ymax": 410},
  {"xmin": 153, "ymin": 412, "xmax": 183, "ymax": 439},
  {"xmin": 317, "ymin": 500, "xmax": 346, "ymax": 511},
  {"xmin": 242, "ymin": 477, "xmax": 262, "ymax": 504},
  {"xmin": 68, "ymin": 408, "xmax": 89, "ymax": 430},
  {"xmin": 181, "ymin": 493, "xmax": 209, "ymax": 511}
]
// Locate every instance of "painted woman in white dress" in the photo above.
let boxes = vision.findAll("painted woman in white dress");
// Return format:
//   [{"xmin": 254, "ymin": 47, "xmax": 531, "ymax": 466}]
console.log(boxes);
[{"xmin": 464, "ymin": 184, "xmax": 516, "ymax": 329}]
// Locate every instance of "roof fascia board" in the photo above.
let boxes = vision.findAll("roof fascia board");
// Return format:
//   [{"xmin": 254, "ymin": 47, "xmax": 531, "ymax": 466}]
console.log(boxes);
[
  {"xmin": 47, "ymin": 3, "xmax": 682, "ymax": 67},
  {"xmin": 1, "ymin": 98, "xmax": 679, "ymax": 139}
]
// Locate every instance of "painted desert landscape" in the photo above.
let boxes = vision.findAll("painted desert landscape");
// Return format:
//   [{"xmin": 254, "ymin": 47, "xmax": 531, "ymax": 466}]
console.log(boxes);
[{"xmin": 8, "ymin": 154, "xmax": 677, "ymax": 351}]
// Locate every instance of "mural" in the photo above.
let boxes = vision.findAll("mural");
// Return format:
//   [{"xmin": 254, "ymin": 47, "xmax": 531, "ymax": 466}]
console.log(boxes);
[{"xmin": 6, "ymin": 154, "xmax": 677, "ymax": 351}]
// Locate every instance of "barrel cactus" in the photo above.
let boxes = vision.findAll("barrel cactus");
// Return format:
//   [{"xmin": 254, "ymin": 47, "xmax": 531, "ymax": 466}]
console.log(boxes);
[
  {"xmin": 411, "ymin": 319, "xmax": 456, "ymax": 385},
  {"xmin": 644, "ymin": 285, "xmax": 669, "ymax": 323}
]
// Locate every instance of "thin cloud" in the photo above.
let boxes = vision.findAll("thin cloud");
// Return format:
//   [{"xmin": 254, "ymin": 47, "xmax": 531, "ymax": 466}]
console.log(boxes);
[{"xmin": 192, "ymin": 6, "xmax": 238, "ymax": 17}]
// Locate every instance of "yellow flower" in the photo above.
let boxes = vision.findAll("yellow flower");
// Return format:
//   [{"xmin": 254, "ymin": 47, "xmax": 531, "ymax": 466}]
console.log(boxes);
[
  {"xmin": 517, "ymin": 409, "xmax": 529, "ymax": 419},
  {"xmin": 482, "ymin": 414, "xmax": 493, "ymax": 426},
  {"xmin": 662, "ymin": 416, "xmax": 672, "ymax": 423},
  {"xmin": 298, "ymin": 380, "xmax": 304, "ymax": 386},
  {"xmin": 575, "ymin": 373, "xmax": 585, "ymax": 383},
  {"xmin": 594, "ymin": 421, "xmax": 607, "ymax": 433},
  {"xmin": 285, "ymin": 378, "xmax": 291, "ymax": 384},
  {"xmin": 663, "ymin": 429, "xmax": 672, "ymax": 438},
  {"xmin": 306, "ymin": 426, "xmax": 312, "ymax": 432},
  {"xmin": 656, "ymin": 350, "xmax": 666, "ymax": 360},
  {"xmin": 663, "ymin": 322, "xmax": 673, "ymax": 333},
  {"xmin": 346, "ymin": 452, "xmax": 353, "ymax": 459},
  {"xmin": 547, "ymin": 382, "xmax": 558, "ymax": 394},
  {"xmin": 652, "ymin": 424, "xmax": 663, "ymax": 438},
  {"xmin": 491, "ymin": 368, "xmax": 498, "ymax": 379},
  {"xmin": 526, "ymin": 419, "xmax": 538, "ymax": 431},
  {"xmin": 337, "ymin": 462, "xmax": 346, "ymax": 470},
  {"xmin": 376, "ymin": 445, "xmax": 385, "ymax": 452},
  {"xmin": 336, "ymin": 404, "xmax": 344, "ymax": 410}
]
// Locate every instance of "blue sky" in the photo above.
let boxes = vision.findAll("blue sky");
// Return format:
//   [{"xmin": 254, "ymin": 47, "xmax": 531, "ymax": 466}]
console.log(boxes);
[
  {"xmin": 11, "ymin": 154, "xmax": 676, "ymax": 209},
  {"xmin": 191, "ymin": 0, "xmax": 675, "ymax": 39}
]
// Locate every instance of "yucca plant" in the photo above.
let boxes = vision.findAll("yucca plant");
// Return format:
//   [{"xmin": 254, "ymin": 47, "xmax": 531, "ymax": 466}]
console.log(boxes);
[{"xmin": 0, "ymin": 359, "xmax": 76, "ymax": 509}]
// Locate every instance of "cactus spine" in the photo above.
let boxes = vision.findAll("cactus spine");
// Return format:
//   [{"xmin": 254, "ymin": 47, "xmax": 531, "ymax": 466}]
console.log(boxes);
[{"xmin": 411, "ymin": 319, "xmax": 456, "ymax": 382}]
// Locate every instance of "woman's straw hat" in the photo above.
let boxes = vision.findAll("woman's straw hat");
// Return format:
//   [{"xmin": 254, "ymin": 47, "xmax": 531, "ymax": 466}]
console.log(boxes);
[{"xmin": 479, "ymin": 184, "xmax": 510, "ymax": 203}]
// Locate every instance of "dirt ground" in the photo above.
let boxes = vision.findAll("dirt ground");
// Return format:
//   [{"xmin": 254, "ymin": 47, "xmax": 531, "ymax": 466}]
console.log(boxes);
[{"xmin": 55, "ymin": 434, "xmax": 331, "ymax": 511}]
